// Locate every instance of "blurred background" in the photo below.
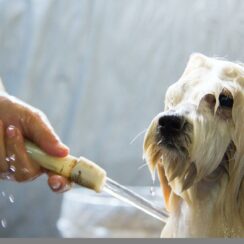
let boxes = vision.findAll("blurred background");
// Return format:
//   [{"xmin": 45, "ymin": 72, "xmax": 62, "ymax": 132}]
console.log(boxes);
[{"xmin": 0, "ymin": 0, "xmax": 243, "ymax": 238}]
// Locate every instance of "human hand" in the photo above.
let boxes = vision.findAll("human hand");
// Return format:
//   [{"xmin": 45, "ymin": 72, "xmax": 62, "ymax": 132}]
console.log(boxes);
[{"xmin": 0, "ymin": 92, "xmax": 71, "ymax": 192}]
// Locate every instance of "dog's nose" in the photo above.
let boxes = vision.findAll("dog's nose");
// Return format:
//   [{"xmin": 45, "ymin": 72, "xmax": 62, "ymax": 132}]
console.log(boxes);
[{"xmin": 158, "ymin": 115, "xmax": 185, "ymax": 137}]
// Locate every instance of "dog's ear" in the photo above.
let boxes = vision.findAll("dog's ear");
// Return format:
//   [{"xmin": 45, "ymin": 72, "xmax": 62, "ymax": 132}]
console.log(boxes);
[
  {"xmin": 189, "ymin": 52, "xmax": 208, "ymax": 60},
  {"xmin": 157, "ymin": 163, "xmax": 172, "ymax": 211},
  {"xmin": 188, "ymin": 53, "xmax": 209, "ymax": 65},
  {"xmin": 232, "ymin": 91, "xmax": 244, "ymax": 154},
  {"xmin": 229, "ymin": 90, "xmax": 244, "ymax": 213},
  {"xmin": 181, "ymin": 53, "xmax": 210, "ymax": 78}
]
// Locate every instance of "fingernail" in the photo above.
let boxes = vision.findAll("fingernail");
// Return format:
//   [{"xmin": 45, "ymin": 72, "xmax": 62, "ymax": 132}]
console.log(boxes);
[
  {"xmin": 57, "ymin": 143, "xmax": 69, "ymax": 154},
  {"xmin": 51, "ymin": 181, "xmax": 62, "ymax": 191},
  {"xmin": 6, "ymin": 126, "xmax": 16, "ymax": 138},
  {"xmin": 59, "ymin": 142, "xmax": 68, "ymax": 149}
]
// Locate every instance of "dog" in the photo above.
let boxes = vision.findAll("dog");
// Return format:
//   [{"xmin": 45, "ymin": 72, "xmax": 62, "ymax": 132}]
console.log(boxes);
[{"xmin": 143, "ymin": 53, "xmax": 244, "ymax": 237}]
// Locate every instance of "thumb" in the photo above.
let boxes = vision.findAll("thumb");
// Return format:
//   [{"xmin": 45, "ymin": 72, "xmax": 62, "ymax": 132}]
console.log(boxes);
[{"xmin": 22, "ymin": 111, "xmax": 69, "ymax": 157}]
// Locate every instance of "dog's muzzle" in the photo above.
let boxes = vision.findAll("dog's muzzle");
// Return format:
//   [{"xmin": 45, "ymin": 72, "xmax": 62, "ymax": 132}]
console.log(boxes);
[{"xmin": 157, "ymin": 114, "xmax": 190, "ymax": 151}]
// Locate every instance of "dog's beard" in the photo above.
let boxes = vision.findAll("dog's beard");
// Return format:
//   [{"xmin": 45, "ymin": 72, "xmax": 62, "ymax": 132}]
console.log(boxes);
[
  {"xmin": 143, "ymin": 111, "xmax": 233, "ymax": 196},
  {"xmin": 143, "ymin": 117, "xmax": 196, "ymax": 194}
]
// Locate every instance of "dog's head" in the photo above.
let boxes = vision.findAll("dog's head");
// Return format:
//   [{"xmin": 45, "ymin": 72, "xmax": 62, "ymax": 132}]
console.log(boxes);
[{"xmin": 143, "ymin": 53, "xmax": 244, "ymax": 220}]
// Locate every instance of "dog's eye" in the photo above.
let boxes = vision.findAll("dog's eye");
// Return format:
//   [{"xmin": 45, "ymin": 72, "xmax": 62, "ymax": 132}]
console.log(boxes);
[{"xmin": 219, "ymin": 94, "xmax": 233, "ymax": 108}]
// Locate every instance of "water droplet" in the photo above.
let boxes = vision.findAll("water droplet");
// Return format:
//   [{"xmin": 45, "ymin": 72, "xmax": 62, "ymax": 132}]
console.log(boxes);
[
  {"xmin": 5, "ymin": 155, "xmax": 16, "ymax": 164},
  {"xmin": 5, "ymin": 175, "xmax": 13, "ymax": 180},
  {"xmin": 1, "ymin": 191, "xmax": 5, "ymax": 197},
  {"xmin": 9, "ymin": 154, "xmax": 16, "ymax": 162},
  {"xmin": 1, "ymin": 218, "xmax": 7, "ymax": 228},
  {"xmin": 9, "ymin": 165, "xmax": 16, "ymax": 173},
  {"xmin": 9, "ymin": 194, "xmax": 14, "ymax": 203},
  {"xmin": 150, "ymin": 186, "xmax": 155, "ymax": 197}
]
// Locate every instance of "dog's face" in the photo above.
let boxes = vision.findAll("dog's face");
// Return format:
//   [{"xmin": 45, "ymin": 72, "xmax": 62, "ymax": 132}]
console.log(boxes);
[{"xmin": 143, "ymin": 53, "xmax": 244, "ymax": 236}]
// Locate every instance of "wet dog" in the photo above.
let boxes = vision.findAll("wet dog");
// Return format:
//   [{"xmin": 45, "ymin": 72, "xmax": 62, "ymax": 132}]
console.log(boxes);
[{"xmin": 143, "ymin": 53, "xmax": 244, "ymax": 237}]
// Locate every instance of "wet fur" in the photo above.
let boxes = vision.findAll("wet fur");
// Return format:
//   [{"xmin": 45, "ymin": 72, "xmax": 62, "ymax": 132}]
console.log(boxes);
[{"xmin": 143, "ymin": 53, "xmax": 244, "ymax": 237}]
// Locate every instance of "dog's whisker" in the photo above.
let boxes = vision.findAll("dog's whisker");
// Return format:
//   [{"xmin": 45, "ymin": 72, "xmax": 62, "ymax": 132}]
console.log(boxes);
[
  {"xmin": 130, "ymin": 129, "xmax": 147, "ymax": 144},
  {"xmin": 137, "ymin": 162, "xmax": 148, "ymax": 171}
]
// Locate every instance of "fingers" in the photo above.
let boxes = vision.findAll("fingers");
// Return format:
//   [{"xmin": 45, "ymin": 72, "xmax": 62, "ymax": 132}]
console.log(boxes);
[
  {"xmin": 5, "ymin": 125, "xmax": 41, "ymax": 182},
  {"xmin": 2, "ymin": 125, "xmax": 72, "ymax": 192},
  {"xmin": 47, "ymin": 172, "xmax": 72, "ymax": 193},
  {"xmin": 0, "ymin": 96, "xmax": 71, "ymax": 191},
  {"xmin": 22, "ymin": 110, "xmax": 69, "ymax": 157}
]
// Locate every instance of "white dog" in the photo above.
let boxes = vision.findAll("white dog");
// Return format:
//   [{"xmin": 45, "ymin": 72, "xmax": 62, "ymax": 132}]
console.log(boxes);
[{"xmin": 143, "ymin": 53, "xmax": 244, "ymax": 237}]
